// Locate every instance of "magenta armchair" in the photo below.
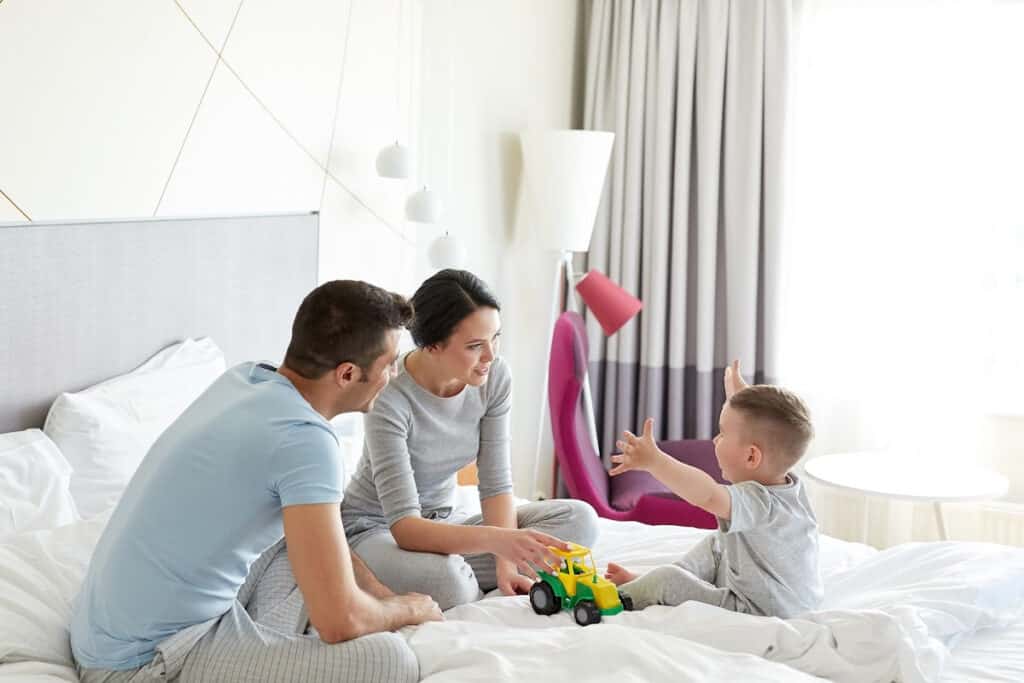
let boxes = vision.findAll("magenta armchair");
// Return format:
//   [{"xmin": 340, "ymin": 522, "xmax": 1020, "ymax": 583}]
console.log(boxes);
[{"xmin": 548, "ymin": 312, "xmax": 724, "ymax": 529}]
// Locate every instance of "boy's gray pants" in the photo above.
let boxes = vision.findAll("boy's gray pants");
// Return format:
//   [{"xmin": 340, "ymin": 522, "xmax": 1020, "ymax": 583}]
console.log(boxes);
[
  {"xmin": 350, "ymin": 499, "xmax": 600, "ymax": 611},
  {"xmin": 77, "ymin": 538, "xmax": 418, "ymax": 683},
  {"xmin": 619, "ymin": 534, "xmax": 753, "ymax": 614}
]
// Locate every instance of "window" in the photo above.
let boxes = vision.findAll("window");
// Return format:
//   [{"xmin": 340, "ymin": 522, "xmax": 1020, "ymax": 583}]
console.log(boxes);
[{"xmin": 778, "ymin": 1, "xmax": 1024, "ymax": 471}]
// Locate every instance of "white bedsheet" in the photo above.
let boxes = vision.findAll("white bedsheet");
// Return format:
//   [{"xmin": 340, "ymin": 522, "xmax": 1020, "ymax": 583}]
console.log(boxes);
[
  {"xmin": 1, "ymin": 497, "xmax": 1023, "ymax": 682},
  {"xmin": 405, "ymin": 518, "xmax": 1024, "ymax": 683},
  {"xmin": 942, "ymin": 618, "xmax": 1024, "ymax": 682}
]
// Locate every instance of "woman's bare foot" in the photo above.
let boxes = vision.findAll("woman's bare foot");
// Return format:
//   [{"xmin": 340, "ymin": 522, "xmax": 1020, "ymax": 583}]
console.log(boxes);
[{"xmin": 604, "ymin": 562, "xmax": 638, "ymax": 586}]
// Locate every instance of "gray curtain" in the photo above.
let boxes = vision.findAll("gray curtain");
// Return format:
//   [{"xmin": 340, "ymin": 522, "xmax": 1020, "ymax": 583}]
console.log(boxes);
[{"xmin": 582, "ymin": 0, "xmax": 791, "ymax": 453}]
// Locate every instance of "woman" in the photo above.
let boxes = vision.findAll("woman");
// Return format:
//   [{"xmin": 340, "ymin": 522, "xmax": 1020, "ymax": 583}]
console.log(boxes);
[{"xmin": 342, "ymin": 269, "xmax": 599, "ymax": 610}]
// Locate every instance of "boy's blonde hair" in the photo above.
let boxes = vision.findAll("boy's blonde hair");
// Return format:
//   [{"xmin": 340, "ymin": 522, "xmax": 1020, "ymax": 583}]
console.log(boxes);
[{"xmin": 727, "ymin": 385, "xmax": 813, "ymax": 472}]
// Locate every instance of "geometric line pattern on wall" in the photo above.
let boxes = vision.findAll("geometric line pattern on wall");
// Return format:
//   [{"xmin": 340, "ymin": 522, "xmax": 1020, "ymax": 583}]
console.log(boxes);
[
  {"xmin": 157, "ymin": 0, "xmax": 246, "ymax": 216},
  {"xmin": 172, "ymin": 0, "xmax": 410, "ymax": 243},
  {"xmin": 0, "ymin": 0, "xmax": 217, "ymax": 222},
  {"xmin": 0, "ymin": 188, "xmax": 31, "ymax": 221},
  {"xmin": 176, "ymin": 0, "xmax": 243, "ymax": 50},
  {"xmin": 319, "ymin": 0, "xmax": 354, "ymax": 212},
  {"xmin": 153, "ymin": 62, "xmax": 326, "ymax": 217}
]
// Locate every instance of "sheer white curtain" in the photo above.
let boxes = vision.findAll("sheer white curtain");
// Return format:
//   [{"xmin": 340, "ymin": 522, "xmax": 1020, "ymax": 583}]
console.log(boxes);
[{"xmin": 780, "ymin": 0, "xmax": 1024, "ymax": 545}]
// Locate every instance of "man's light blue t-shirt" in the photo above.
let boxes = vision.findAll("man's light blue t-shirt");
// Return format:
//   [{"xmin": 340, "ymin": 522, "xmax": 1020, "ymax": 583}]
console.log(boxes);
[{"xmin": 70, "ymin": 362, "xmax": 344, "ymax": 671}]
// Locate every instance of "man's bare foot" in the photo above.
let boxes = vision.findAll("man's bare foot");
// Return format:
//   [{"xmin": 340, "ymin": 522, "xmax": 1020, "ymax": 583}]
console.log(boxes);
[
  {"xmin": 604, "ymin": 562, "xmax": 638, "ymax": 586},
  {"xmin": 724, "ymin": 359, "xmax": 749, "ymax": 399}
]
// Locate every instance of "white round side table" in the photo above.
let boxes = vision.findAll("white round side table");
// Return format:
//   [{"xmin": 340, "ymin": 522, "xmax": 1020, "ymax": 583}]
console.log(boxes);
[{"xmin": 803, "ymin": 452, "xmax": 1009, "ymax": 542}]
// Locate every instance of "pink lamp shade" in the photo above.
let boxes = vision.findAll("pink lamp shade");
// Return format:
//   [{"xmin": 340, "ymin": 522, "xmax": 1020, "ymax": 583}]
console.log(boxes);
[{"xmin": 575, "ymin": 269, "xmax": 643, "ymax": 335}]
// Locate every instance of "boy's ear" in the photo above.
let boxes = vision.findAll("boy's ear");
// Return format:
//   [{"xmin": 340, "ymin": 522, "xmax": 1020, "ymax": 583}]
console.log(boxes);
[{"xmin": 746, "ymin": 444, "xmax": 763, "ymax": 470}]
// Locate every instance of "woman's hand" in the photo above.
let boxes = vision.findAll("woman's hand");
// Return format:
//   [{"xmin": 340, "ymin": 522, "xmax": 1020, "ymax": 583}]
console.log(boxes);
[
  {"xmin": 611, "ymin": 418, "xmax": 664, "ymax": 475},
  {"xmin": 496, "ymin": 558, "xmax": 535, "ymax": 596},
  {"xmin": 488, "ymin": 528, "xmax": 567, "ymax": 577}
]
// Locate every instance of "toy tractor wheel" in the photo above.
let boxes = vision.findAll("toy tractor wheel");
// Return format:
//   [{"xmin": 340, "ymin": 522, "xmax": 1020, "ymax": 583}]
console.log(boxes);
[
  {"xmin": 618, "ymin": 592, "xmax": 634, "ymax": 611},
  {"xmin": 529, "ymin": 581, "xmax": 560, "ymax": 616},
  {"xmin": 573, "ymin": 600, "xmax": 601, "ymax": 626}
]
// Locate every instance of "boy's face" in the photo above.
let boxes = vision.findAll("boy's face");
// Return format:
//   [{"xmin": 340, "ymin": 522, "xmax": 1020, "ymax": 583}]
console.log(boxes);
[{"xmin": 713, "ymin": 403, "xmax": 758, "ymax": 483}]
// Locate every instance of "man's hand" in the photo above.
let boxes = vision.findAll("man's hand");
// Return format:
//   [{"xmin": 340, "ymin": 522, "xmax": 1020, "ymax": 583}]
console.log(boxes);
[
  {"xmin": 724, "ymin": 359, "xmax": 749, "ymax": 399},
  {"xmin": 496, "ymin": 558, "xmax": 534, "ymax": 596},
  {"xmin": 603, "ymin": 562, "xmax": 638, "ymax": 586},
  {"xmin": 284, "ymin": 503, "xmax": 441, "ymax": 641},
  {"xmin": 611, "ymin": 418, "xmax": 664, "ymax": 475}
]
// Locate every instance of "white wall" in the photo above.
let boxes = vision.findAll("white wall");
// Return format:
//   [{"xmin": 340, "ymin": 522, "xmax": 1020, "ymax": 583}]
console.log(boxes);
[
  {"xmin": 0, "ymin": 0, "xmax": 582, "ymax": 497},
  {"xmin": 0, "ymin": 0, "xmax": 422, "ymax": 293},
  {"xmin": 417, "ymin": 0, "xmax": 582, "ymax": 497}
]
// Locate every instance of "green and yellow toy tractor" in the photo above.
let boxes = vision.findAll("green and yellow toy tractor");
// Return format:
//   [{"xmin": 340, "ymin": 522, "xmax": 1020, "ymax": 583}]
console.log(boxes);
[{"xmin": 529, "ymin": 542, "xmax": 632, "ymax": 626}]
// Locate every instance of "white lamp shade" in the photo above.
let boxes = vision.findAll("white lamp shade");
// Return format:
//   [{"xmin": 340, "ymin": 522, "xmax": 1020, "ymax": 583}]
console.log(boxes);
[
  {"xmin": 519, "ymin": 130, "xmax": 614, "ymax": 252},
  {"xmin": 405, "ymin": 186, "xmax": 443, "ymax": 223},
  {"xmin": 376, "ymin": 142, "xmax": 412, "ymax": 178},
  {"xmin": 427, "ymin": 233, "xmax": 466, "ymax": 268}
]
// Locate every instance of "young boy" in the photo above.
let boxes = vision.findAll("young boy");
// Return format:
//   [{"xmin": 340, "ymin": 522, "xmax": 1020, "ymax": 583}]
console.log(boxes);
[{"xmin": 605, "ymin": 361, "xmax": 821, "ymax": 619}]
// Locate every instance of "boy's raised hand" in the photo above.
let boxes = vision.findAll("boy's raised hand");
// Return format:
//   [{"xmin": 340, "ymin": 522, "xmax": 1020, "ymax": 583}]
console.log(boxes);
[
  {"xmin": 724, "ymin": 359, "xmax": 749, "ymax": 399},
  {"xmin": 610, "ymin": 417, "xmax": 661, "ymax": 475}
]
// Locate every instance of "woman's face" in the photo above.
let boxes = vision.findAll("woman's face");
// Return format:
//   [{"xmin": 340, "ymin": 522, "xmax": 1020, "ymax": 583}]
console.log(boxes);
[{"xmin": 434, "ymin": 306, "xmax": 501, "ymax": 387}]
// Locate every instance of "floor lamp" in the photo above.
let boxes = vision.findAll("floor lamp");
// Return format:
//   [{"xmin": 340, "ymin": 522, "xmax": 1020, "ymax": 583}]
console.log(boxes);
[
  {"xmin": 568, "ymin": 266, "xmax": 643, "ymax": 480},
  {"xmin": 520, "ymin": 129, "xmax": 638, "ymax": 499}
]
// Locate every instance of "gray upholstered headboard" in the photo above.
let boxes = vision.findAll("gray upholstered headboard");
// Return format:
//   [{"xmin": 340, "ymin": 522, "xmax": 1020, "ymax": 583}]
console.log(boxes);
[{"xmin": 0, "ymin": 213, "xmax": 319, "ymax": 432}]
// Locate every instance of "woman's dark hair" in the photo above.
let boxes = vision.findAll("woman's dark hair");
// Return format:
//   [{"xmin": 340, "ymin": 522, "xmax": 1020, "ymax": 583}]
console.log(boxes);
[
  {"xmin": 284, "ymin": 280, "xmax": 413, "ymax": 379},
  {"xmin": 409, "ymin": 269, "xmax": 500, "ymax": 348}
]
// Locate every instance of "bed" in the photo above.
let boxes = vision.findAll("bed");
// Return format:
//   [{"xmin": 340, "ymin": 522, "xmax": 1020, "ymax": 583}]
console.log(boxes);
[{"xmin": 1, "ymin": 215, "xmax": 1023, "ymax": 682}]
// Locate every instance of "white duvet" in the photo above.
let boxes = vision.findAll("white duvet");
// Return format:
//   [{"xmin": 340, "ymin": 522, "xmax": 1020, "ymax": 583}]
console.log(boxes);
[
  {"xmin": 410, "ymin": 520, "xmax": 1024, "ymax": 683},
  {"xmin": 2, "ymin": 505, "xmax": 1023, "ymax": 682}
]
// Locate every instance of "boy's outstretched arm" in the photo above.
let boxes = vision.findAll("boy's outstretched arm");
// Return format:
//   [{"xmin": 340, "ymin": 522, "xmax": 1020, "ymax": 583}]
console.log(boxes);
[{"xmin": 611, "ymin": 418, "xmax": 731, "ymax": 520}]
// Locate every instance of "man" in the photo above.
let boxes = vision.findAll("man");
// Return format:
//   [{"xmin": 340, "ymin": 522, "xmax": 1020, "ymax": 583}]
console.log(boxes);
[{"xmin": 71, "ymin": 280, "xmax": 442, "ymax": 683}]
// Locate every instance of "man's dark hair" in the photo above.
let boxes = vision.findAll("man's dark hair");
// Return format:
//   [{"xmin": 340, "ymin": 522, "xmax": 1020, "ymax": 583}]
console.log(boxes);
[
  {"xmin": 409, "ymin": 269, "xmax": 500, "ymax": 348},
  {"xmin": 284, "ymin": 280, "xmax": 412, "ymax": 379}
]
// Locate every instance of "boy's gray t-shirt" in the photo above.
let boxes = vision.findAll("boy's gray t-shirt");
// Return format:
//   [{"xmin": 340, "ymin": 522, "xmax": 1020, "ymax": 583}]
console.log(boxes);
[{"xmin": 715, "ymin": 472, "xmax": 822, "ymax": 617}]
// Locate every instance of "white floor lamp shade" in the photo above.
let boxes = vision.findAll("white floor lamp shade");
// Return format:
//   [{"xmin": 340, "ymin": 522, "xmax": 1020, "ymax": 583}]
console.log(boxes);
[
  {"xmin": 375, "ymin": 142, "xmax": 412, "ymax": 179},
  {"xmin": 519, "ymin": 129, "xmax": 615, "ymax": 500},
  {"xmin": 519, "ymin": 130, "xmax": 615, "ymax": 251},
  {"xmin": 405, "ymin": 185, "xmax": 442, "ymax": 223}
]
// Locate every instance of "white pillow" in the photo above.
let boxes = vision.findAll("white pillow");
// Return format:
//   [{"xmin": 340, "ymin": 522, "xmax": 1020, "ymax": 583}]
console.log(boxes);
[
  {"xmin": 0, "ymin": 511, "xmax": 110, "ymax": 668},
  {"xmin": 0, "ymin": 430, "xmax": 79, "ymax": 541},
  {"xmin": 44, "ymin": 338, "xmax": 227, "ymax": 518}
]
